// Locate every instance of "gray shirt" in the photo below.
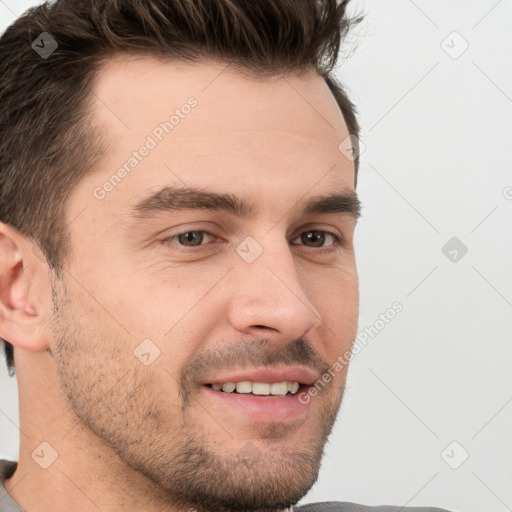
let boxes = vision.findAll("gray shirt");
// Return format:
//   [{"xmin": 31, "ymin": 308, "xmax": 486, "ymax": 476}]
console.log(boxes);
[{"xmin": 0, "ymin": 459, "xmax": 451, "ymax": 511}]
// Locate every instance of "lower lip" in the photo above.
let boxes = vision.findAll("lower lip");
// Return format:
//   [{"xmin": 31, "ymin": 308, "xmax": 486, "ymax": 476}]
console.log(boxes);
[{"xmin": 200, "ymin": 385, "xmax": 311, "ymax": 423}]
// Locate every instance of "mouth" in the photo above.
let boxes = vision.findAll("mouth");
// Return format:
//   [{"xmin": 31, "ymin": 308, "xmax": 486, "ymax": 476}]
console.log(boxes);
[
  {"xmin": 204, "ymin": 380, "xmax": 303, "ymax": 397},
  {"xmin": 199, "ymin": 368, "xmax": 318, "ymax": 423}
]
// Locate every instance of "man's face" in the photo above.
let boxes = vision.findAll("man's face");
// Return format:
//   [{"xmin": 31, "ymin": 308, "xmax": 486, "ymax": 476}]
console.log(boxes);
[{"xmin": 50, "ymin": 56, "xmax": 359, "ymax": 511}]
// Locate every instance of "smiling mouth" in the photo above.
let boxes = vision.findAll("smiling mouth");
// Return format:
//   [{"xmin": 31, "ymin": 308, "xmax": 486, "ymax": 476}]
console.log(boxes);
[
  {"xmin": 204, "ymin": 381, "xmax": 304, "ymax": 396},
  {"xmin": 201, "ymin": 379, "xmax": 313, "ymax": 422}
]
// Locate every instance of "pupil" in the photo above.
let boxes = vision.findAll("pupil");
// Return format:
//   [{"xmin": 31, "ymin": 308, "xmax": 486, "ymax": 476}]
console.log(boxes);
[
  {"xmin": 303, "ymin": 231, "xmax": 324, "ymax": 247},
  {"xmin": 179, "ymin": 231, "xmax": 203, "ymax": 246}
]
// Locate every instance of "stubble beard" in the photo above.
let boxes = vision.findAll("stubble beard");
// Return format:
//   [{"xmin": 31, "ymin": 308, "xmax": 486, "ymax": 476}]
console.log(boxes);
[{"xmin": 48, "ymin": 275, "xmax": 346, "ymax": 512}]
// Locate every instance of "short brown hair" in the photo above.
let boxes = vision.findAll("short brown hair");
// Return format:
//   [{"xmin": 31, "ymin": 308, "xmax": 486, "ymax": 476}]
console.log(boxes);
[{"xmin": 0, "ymin": 0, "xmax": 362, "ymax": 377}]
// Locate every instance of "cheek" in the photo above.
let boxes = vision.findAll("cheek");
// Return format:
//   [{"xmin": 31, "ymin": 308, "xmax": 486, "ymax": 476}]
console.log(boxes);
[
  {"xmin": 51, "ymin": 290, "xmax": 182, "ymax": 435},
  {"xmin": 307, "ymin": 261, "xmax": 358, "ymax": 313},
  {"xmin": 107, "ymin": 264, "xmax": 228, "ymax": 343},
  {"xmin": 308, "ymin": 266, "xmax": 359, "ymax": 356}
]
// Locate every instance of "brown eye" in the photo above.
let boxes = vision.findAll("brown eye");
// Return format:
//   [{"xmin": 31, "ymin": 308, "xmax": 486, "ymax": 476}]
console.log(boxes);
[
  {"xmin": 166, "ymin": 231, "xmax": 213, "ymax": 247},
  {"xmin": 292, "ymin": 230, "xmax": 338, "ymax": 248},
  {"xmin": 302, "ymin": 231, "xmax": 325, "ymax": 247}
]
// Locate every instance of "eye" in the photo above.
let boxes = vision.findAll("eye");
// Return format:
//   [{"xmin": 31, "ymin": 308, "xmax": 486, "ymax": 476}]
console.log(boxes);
[
  {"xmin": 165, "ymin": 230, "xmax": 215, "ymax": 247},
  {"xmin": 291, "ymin": 230, "xmax": 340, "ymax": 248},
  {"xmin": 162, "ymin": 228, "xmax": 341, "ymax": 250}
]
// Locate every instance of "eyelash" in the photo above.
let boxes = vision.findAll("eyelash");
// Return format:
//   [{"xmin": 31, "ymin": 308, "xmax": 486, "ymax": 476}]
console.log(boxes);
[{"xmin": 162, "ymin": 229, "xmax": 343, "ymax": 251}]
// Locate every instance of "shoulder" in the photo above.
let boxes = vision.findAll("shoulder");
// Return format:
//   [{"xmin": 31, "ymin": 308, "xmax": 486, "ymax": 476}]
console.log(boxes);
[
  {"xmin": 295, "ymin": 502, "xmax": 453, "ymax": 512},
  {"xmin": 0, "ymin": 459, "xmax": 17, "ymax": 481}
]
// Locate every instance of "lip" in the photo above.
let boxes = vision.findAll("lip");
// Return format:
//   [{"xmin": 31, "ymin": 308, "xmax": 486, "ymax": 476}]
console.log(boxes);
[
  {"xmin": 200, "ymin": 384, "xmax": 312, "ymax": 423},
  {"xmin": 199, "ymin": 366, "xmax": 320, "ymax": 386}
]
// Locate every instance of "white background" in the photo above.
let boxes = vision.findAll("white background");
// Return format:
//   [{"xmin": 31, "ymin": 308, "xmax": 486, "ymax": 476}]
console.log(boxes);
[{"xmin": 1, "ymin": 1, "xmax": 511, "ymax": 511}]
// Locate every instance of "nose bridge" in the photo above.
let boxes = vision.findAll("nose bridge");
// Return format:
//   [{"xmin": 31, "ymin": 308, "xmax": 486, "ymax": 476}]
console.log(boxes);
[{"xmin": 227, "ymin": 232, "xmax": 321, "ymax": 336}]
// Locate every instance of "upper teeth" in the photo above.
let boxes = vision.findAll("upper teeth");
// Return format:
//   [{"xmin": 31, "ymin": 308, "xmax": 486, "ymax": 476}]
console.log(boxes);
[{"xmin": 210, "ymin": 381, "xmax": 300, "ymax": 396}]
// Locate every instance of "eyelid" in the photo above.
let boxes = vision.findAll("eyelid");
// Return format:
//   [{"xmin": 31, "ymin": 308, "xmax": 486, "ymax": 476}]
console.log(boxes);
[
  {"xmin": 290, "ymin": 221, "xmax": 343, "ymax": 240},
  {"xmin": 157, "ymin": 220, "xmax": 224, "ymax": 243}
]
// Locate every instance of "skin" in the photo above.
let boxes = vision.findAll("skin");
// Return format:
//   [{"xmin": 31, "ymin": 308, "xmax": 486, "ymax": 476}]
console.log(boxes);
[{"xmin": 0, "ymin": 56, "xmax": 359, "ymax": 512}]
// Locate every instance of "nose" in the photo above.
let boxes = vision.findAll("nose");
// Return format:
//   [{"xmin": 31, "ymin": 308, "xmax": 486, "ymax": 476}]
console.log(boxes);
[{"xmin": 226, "ymin": 235, "xmax": 322, "ymax": 340}]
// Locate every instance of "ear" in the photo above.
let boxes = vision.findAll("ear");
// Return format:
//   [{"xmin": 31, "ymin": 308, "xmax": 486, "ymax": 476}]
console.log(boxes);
[{"xmin": 0, "ymin": 221, "xmax": 51, "ymax": 352}]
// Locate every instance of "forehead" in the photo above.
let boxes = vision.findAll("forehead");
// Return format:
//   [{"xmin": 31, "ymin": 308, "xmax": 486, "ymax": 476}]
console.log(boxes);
[
  {"xmin": 67, "ymin": 55, "xmax": 354, "ymax": 225},
  {"xmin": 89, "ymin": 54, "xmax": 349, "ymax": 136},
  {"xmin": 88, "ymin": 54, "xmax": 352, "ymax": 162}
]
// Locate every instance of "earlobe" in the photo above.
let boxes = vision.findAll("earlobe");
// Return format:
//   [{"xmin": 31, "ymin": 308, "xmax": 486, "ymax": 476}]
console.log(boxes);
[{"xmin": 0, "ymin": 222, "xmax": 51, "ymax": 352}]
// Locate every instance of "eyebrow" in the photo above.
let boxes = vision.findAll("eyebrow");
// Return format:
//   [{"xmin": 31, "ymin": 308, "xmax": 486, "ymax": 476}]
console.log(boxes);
[{"xmin": 131, "ymin": 187, "xmax": 361, "ymax": 221}]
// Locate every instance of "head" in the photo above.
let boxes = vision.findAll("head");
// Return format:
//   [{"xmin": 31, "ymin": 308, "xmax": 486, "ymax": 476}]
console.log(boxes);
[{"xmin": 0, "ymin": 1, "xmax": 362, "ymax": 510}]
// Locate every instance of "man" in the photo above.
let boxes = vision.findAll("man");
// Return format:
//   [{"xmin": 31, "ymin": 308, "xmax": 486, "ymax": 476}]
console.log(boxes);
[{"xmin": 0, "ymin": 1, "xmax": 450, "ymax": 511}]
